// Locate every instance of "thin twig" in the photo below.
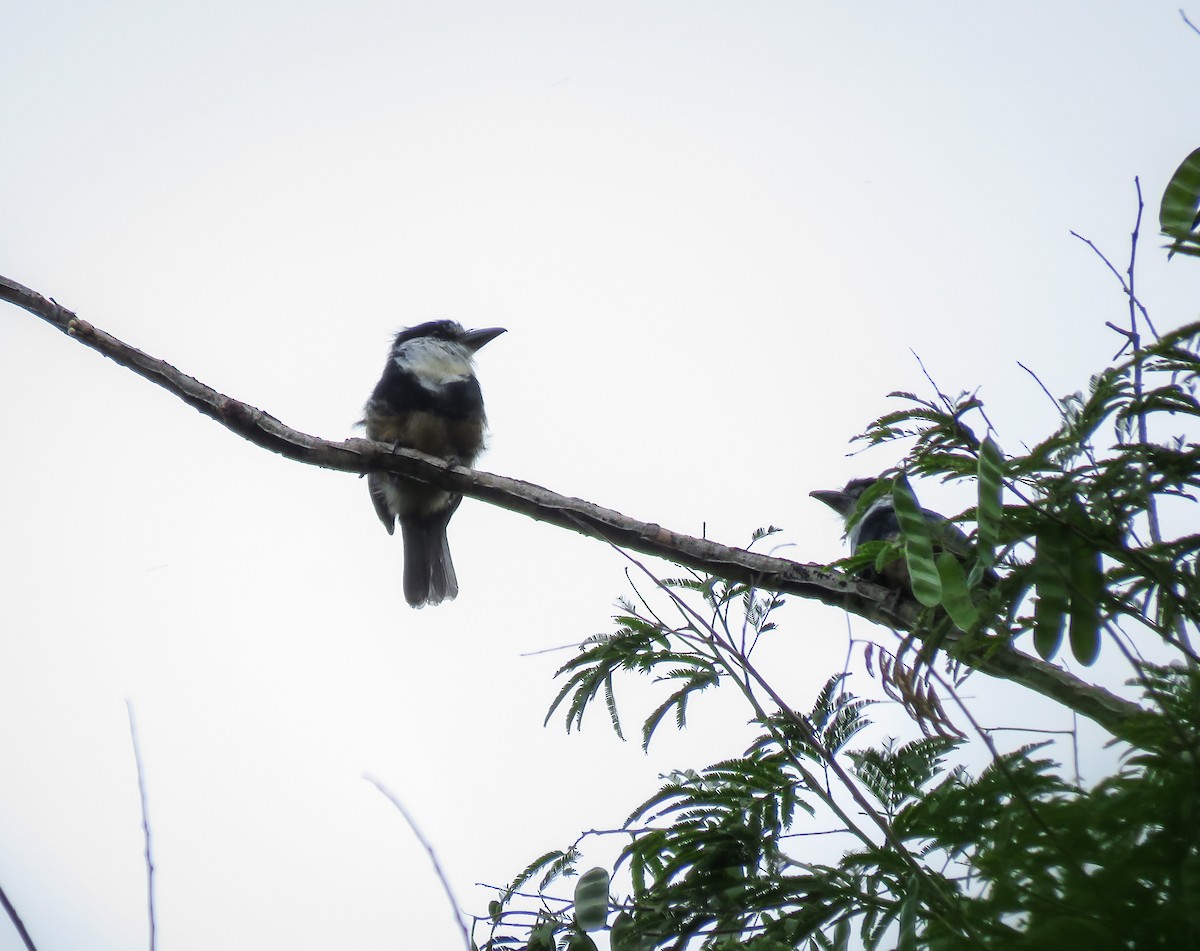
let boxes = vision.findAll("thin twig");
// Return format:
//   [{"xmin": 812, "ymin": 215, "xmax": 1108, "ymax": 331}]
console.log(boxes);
[
  {"xmin": 1182, "ymin": 8, "xmax": 1200, "ymax": 36},
  {"xmin": 365, "ymin": 775, "xmax": 472, "ymax": 951},
  {"xmin": 0, "ymin": 880, "xmax": 38, "ymax": 951},
  {"xmin": 910, "ymin": 349, "xmax": 955, "ymax": 414},
  {"xmin": 126, "ymin": 700, "xmax": 157, "ymax": 951},
  {"xmin": 476, "ymin": 883, "xmax": 573, "ymax": 905},
  {"xmin": 1068, "ymin": 229, "xmax": 1157, "ymax": 341},
  {"xmin": 1016, "ymin": 361, "xmax": 1060, "ymax": 410},
  {"xmin": 1071, "ymin": 711, "xmax": 1082, "ymax": 786},
  {"xmin": 519, "ymin": 642, "xmax": 582, "ymax": 657},
  {"xmin": 1125, "ymin": 183, "xmax": 1158, "ymax": 539},
  {"xmin": 1124, "ymin": 181, "xmax": 1191, "ymax": 658}
]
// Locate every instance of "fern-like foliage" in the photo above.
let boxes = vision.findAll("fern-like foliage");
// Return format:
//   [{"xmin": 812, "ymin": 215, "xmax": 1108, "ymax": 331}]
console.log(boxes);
[
  {"xmin": 546, "ymin": 537, "xmax": 788, "ymax": 752},
  {"xmin": 852, "ymin": 321, "xmax": 1200, "ymax": 667},
  {"xmin": 476, "ymin": 174, "xmax": 1200, "ymax": 950}
]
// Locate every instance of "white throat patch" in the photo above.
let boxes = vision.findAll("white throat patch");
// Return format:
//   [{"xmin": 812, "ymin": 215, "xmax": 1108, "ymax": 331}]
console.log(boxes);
[{"xmin": 394, "ymin": 337, "xmax": 474, "ymax": 390}]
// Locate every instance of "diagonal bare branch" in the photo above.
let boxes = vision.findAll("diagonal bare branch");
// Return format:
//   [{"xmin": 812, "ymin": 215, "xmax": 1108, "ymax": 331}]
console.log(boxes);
[
  {"xmin": 126, "ymin": 701, "xmax": 156, "ymax": 951},
  {"xmin": 0, "ymin": 880, "xmax": 38, "ymax": 951},
  {"xmin": 0, "ymin": 273, "xmax": 1144, "ymax": 739},
  {"xmin": 365, "ymin": 776, "xmax": 471, "ymax": 951}
]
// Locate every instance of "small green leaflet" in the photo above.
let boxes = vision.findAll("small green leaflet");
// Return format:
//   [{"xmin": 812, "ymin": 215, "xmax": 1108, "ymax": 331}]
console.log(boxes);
[
  {"xmin": 1034, "ymin": 498, "xmax": 1104, "ymax": 665},
  {"xmin": 937, "ymin": 552, "xmax": 979, "ymax": 632},
  {"xmin": 1160, "ymin": 147, "xmax": 1200, "ymax": 259},
  {"xmin": 1033, "ymin": 521, "xmax": 1071, "ymax": 661},
  {"xmin": 976, "ymin": 436, "xmax": 1004, "ymax": 571},
  {"xmin": 892, "ymin": 474, "xmax": 942, "ymax": 607},
  {"xmin": 527, "ymin": 922, "xmax": 557, "ymax": 951},
  {"xmin": 1067, "ymin": 504, "xmax": 1103, "ymax": 666},
  {"xmin": 609, "ymin": 912, "xmax": 649, "ymax": 951},
  {"xmin": 573, "ymin": 867, "xmax": 610, "ymax": 932},
  {"xmin": 896, "ymin": 880, "xmax": 921, "ymax": 951}
]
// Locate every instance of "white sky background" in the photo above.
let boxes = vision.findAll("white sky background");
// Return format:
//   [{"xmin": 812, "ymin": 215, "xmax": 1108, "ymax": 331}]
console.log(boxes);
[{"xmin": 2, "ymin": 3, "xmax": 1199, "ymax": 949}]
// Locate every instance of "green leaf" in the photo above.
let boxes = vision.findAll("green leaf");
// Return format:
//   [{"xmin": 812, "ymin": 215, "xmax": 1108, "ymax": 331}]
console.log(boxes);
[
  {"xmin": 1034, "ymin": 521, "xmax": 1071, "ymax": 661},
  {"xmin": 976, "ymin": 436, "xmax": 1005, "ymax": 570},
  {"xmin": 506, "ymin": 849, "xmax": 574, "ymax": 898},
  {"xmin": 573, "ymin": 867, "xmax": 610, "ymax": 932},
  {"xmin": 937, "ymin": 552, "xmax": 979, "ymax": 632},
  {"xmin": 1160, "ymin": 147, "xmax": 1200, "ymax": 259},
  {"xmin": 896, "ymin": 884, "xmax": 920, "ymax": 951},
  {"xmin": 609, "ymin": 912, "xmax": 643, "ymax": 951},
  {"xmin": 526, "ymin": 922, "xmax": 557, "ymax": 951},
  {"xmin": 892, "ymin": 475, "xmax": 942, "ymax": 606},
  {"xmin": 1067, "ymin": 520, "xmax": 1103, "ymax": 666},
  {"xmin": 566, "ymin": 932, "xmax": 599, "ymax": 951}
]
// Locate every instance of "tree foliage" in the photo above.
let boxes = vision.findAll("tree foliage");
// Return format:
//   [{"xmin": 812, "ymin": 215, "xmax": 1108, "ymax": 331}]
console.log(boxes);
[{"xmin": 475, "ymin": 152, "xmax": 1200, "ymax": 950}]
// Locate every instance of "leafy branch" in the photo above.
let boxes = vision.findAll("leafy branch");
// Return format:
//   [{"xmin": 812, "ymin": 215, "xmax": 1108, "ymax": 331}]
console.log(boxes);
[{"xmin": 485, "ymin": 158, "xmax": 1200, "ymax": 945}]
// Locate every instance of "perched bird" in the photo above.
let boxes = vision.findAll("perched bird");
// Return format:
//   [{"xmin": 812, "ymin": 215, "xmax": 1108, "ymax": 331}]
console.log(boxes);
[
  {"xmin": 362, "ymin": 320, "xmax": 505, "ymax": 608},
  {"xmin": 809, "ymin": 476, "xmax": 974, "ymax": 589}
]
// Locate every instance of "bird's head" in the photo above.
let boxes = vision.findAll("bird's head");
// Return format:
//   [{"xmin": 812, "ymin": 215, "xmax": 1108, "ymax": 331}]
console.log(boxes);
[
  {"xmin": 386, "ymin": 320, "xmax": 507, "ymax": 387},
  {"xmin": 809, "ymin": 476, "xmax": 881, "ymax": 520},
  {"xmin": 391, "ymin": 320, "xmax": 507, "ymax": 354}
]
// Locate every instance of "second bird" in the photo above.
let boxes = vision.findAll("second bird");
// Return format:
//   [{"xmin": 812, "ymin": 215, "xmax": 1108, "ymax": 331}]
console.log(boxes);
[
  {"xmin": 362, "ymin": 320, "xmax": 506, "ymax": 608},
  {"xmin": 809, "ymin": 476, "xmax": 974, "ymax": 590}
]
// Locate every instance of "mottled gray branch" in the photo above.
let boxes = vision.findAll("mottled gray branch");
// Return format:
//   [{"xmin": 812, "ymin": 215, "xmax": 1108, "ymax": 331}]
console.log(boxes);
[{"xmin": 0, "ymin": 273, "xmax": 1144, "ymax": 739}]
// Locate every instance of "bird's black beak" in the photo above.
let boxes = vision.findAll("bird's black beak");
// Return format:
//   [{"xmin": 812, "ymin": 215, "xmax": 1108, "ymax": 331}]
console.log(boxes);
[
  {"xmin": 460, "ymin": 327, "xmax": 507, "ymax": 352},
  {"xmin": 809, "ymin": 489, "xmax": 852, "ymax": 517}
]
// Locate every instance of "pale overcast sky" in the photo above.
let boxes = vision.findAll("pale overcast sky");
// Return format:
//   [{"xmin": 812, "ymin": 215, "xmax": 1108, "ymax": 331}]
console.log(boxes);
[{"xmin": 2, "ymin": 3, "xmax": 1199, "ymax": 950}]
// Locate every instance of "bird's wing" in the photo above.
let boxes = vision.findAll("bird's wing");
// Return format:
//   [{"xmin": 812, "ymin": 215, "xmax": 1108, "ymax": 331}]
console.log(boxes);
[{"xmin": 367, "ymin": 474, "xmax": 396, "ymax": 535}]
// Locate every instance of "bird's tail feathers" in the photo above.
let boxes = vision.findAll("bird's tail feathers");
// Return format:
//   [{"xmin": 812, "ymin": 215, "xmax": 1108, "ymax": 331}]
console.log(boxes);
[
  {"xmin": 401, "ymin": 511, "xmax": 459, "ymax": 608},
  {"xmin": 426, "ymin": 527, "xmax": 459, "ymax": 605}
]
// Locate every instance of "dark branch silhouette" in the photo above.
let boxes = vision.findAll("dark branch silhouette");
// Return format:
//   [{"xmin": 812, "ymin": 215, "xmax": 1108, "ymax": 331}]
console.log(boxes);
[
  {"xmin": 0, "ymin": 879, "xmax": 38, "ymax": 951},
  {"xmin": 0, "ymin": 273, "xmax": 1143, "ymax": 739}
]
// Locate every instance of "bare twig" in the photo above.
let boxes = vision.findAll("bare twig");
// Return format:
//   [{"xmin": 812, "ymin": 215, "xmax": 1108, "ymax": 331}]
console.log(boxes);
[
  {"xmin": 519, "ymin": 642, "xmax": 583, "ymax": 656},
  {"xmin": 1125, "ymin": 183, "xmax": 1191, "ymax": 658},
  {"xmin": 365, "ymin": 776, "xmax": 471, "ymax": 951},
  {"xmin": 1071, "ymin": 710, "xmax": 1082, "ymax": 786},
  {"xmin": 0, "ymin": 881, "xmax": 38, "ymax": 951},
  {"xmin": 1124, "ymin": 186, "xmax": 1169, "ymax": 538},
  {"xmin": 126, "ymin": 700, "xmax": 156, "ymax": 951},
  {"xmin": 476, "ymin": 883, "xmax": 573, "ymax": 905},
  {"xmin": 1069, "ymin": 198, "xmax": 1193, "ymax": 665},
  {"xmin": 1068, "ymin": 229, "xmax": 1158, "ymax": 341},
  {"xmin": 0, "ymin": 273, "xmax": 1145, "ymax": 739},
  {"xmin": 1182, "ymin": 8, "xmax": 1200, "ymax": 36},
  {"xmin": 910, "ymin": 349, "xmax": 962, "ymax": 417},
  {"xmin": 1016, "ymin": 361, "xmax": 1060, "ymax": 409}
]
